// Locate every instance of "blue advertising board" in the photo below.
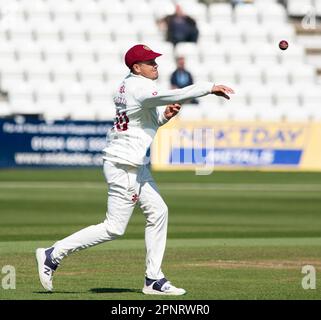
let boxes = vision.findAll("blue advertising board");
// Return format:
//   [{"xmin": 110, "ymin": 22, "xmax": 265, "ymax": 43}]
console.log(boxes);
[{"xmin": 0, "ymin": 118, "xmax": 113, "ymax": 167}]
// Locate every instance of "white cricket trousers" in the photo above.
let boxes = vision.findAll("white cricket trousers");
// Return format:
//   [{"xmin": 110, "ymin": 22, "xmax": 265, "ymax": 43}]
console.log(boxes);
[{"xmin": 51, "ymin": 160, "xmax": 168, "ymax": 280}]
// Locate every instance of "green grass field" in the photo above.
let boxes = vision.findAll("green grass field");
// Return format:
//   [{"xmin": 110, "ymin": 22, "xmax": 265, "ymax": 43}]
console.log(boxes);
[{"xmin": 0, "ymin": 169, "xmax": 321, "ymax": 300}]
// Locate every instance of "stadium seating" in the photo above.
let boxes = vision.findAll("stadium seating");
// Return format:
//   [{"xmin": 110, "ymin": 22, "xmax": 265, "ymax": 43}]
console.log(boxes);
[{"xmin": 0, "ymin": 0, "xmax": 320, "ymax": 122}]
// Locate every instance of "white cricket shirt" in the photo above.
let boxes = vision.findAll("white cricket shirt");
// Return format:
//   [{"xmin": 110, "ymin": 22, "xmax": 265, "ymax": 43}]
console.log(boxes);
[{"xmin": 103, "ymin": 72, "xmax": 213, "ymax": 166}]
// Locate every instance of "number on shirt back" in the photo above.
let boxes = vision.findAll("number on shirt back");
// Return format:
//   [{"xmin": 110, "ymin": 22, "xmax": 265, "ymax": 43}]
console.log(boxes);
[{"xmin": 114, "ymin": 111, "xmax": 129, "ymax": 131}]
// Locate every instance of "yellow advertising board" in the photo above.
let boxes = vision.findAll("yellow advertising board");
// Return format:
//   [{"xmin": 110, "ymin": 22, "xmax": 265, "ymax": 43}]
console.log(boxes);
[{"xmin": 151, "ymin": 120, "xmax": 321, "ymax": 171}]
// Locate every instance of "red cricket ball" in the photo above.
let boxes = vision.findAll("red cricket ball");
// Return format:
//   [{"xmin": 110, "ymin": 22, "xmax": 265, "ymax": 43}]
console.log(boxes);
[{"xmin": 279, "ymin": 40, "xmax": 288, "ymax": 50}]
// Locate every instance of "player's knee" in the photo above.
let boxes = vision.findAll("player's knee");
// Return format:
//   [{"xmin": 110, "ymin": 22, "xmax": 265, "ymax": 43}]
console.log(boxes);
[
  {"xmin": 162, "ymin": 203, "xmax": 168, "ymax": 218},
  {"xmin": 107, "ymin": 228, "xmax": 126, "ymax": 239},
  {"xmin": 103, "ymin": 220, "xmax": 126, "ymax": 239},
  {"xmin": 155, "ymin": 203, "xmax": 168, "ymax": 223}
]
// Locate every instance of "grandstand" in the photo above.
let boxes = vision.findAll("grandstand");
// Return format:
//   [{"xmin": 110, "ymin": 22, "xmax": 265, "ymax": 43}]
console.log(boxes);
[{"xmin": 0, "ymin": 0, "xmax": 320, "ymax": 121}]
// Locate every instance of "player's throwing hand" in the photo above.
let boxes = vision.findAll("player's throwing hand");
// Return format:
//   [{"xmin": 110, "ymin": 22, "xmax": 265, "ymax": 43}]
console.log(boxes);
[
  {"xmin": 211, "ymin": 85, "xmax": 235, "ymax": 100},
  {"xmin": 164, "ymin": 103, "xmax": 182, "ymax": 120}
]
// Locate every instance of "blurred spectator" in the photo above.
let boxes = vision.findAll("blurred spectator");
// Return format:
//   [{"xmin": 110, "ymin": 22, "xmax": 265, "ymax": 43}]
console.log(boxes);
[
  {"xmin": 158, "ymin": 4, "xmax": 199, "ymax": 46},
  {"xmin": 170, "ymin": 56, "xmax": 198, "ymax": 104}
]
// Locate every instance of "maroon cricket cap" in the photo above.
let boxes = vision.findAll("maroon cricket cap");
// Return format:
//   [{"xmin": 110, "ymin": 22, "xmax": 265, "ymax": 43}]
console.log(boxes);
[{"xmin": 124, "ymin": 44, "xmax": 162, "ymax": 69}]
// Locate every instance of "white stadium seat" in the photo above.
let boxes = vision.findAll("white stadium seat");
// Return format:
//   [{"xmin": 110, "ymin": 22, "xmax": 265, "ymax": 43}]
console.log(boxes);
[
  {"xmin": 179, "ymin": 2, "xmax": 208, "ymax": 22},
  {"xmin": 0, "ymin": 64, "xmax": 25, "ymax": 92},
  {"xmin": 197, "ymin": 22, "xmax": 216, "ymax": 43},
  {"xmin": 6, "ymin": 22, "xmax": 34, "ymax": 42},
  {"xmin": 278, "ymin": 45, "xmax": 306, "ymax": 65},
  {"xmin": 94, "ymin": 103, "xmax": 116, "ymax": 121},
  {"xmin": 150, "ymin": 0, "xmax": 175, "ymax": 20},
  {"xmin": 221, "ymin": 87, "xmax": 248, "ymax": 109},
  {"xmin": 136, "ymin": 23, "xmax": 164, "ymax": 43},
  {"xmin": 178, "ymin": 104, "xmax": 203, "ymax": 121},
  {"xmin": 98, "ymin": 2, "xmax": 129, "ymax": 25},
  {"xmin": 300, "ymin": 86, "xmax": 321, "ymax": 108},
  {"xmin": 84, "ymin": 22, "xmax": 113, "ymax": 43},
  {"xmin": 289, "ymin": 65, "xmax": 316, "ymax": 85},
  {"xmin": 87, "ymin": 84, "xmax": 114, "ymax": 106},
  {"xmin": 111, "ymin": 23, "xmax": 139, "ymax": 43},
  {"xmin": 48, "ymin": 1, "xmax": 77, "ymax": 21},
  {"xmin": 43, "ymin": 104, "xmax": 70, "ymax": 121},
  {"xmin": 77, "ymin": 63, "xmax": 105, "ymax": 83},
  {"xmin": 128, "ymin": 1, "xmax": 156, "ymax": 21},
  {"xmin": 242, "ymin": 24, "xmax": 270, "ymax": 44},
  {"xmin": 76, "ymin": 2, "xmax": 104, "ymax": 24},
  {"xmin": 50, "ymin": 64, "xmax": 78, "ymax": 84},
  {"xmin": 34, "ymin": 83, "xmax": 62, "ymax": 105},
  {"xmin": 41, "ymin": 42, "xmax": 69, "ymax": 64},
  {"xmin": 67, "ymin": 43, "xmax": 95, "ymax": 64},
  {"xmin": 0, "ymin": 43, "xmax": 17, "ymax": 63},
  {"xmin": 15, "ymin": 42, "xmax": 43, "ymax": 64},
  {"xmin": 8, "ymin": 83, "xmax": 34, "ymax": 106},
  {"xmin": 33, "ymin": 22, "xmax": 61, "ymax": 42},
  {"xmin": 234, "ymin": 4, "xmax": 259, "ymax": 24},
  {"xmin": 215, "ymin": 24, "xmax": 243, "ymax": 44},
  {"xmin": 263, "ymin": 66, "xmax": 290, "ymax": 85},
  {"xmin": 256, "ymin": 106, "xmax": 283, "ymax": 121},
  {"xmin": 59, "ymin": 22, "xmax": 87, "ymax": 43},
  {"xmin": 202, "ymin": 105, "xmax": 231, "ymax": 121},
  {"xmin": 143, "ymin": 41, "xmax": 174, "ymax": 57},
  {"xmin": 104, "ymin": 63, "xmax": 129, "ymax": 84},
  {"xmin": 69, "ymin": 105, "xmax": 96, "ymax": 121},
  {"xmin": 0, "ymin": 27, "xmax": 8, "ymax": 42},
  {"xmin": 248, "ymin": 86, "xmax": 274, "ymax": 108},
  {"xmin": 316, "ymin": 0, "xmax": 321, "ymax": 18},
  {"xmin": 284, "ymin": 106, "xmax": 312, "ymax": 122},
  {"xmin": 200, "ymin": 44, "xmax": 227, "ymax": 66},
  {"xmin": 252, "ymin": 43, "xmax": 280, "ymax": 65},
  {"xmin": 24, "ymin": 63, "xmax": 51, "ymax": 83},
  {"xmin": 8, "ymin": 83, "xmax": 42, "ymax": 114},
  {"xmin": 0, "ymin": 101, "xmax": 12, "ymax": 117},
  {"xmin": 230, "ymin": 105, "xmax": 258, "ymax": 121},
  {"xmin": 61, "ymin": 83, "xmax": 88, "ymax": 105},
  {"xmin": 236, "ymin": 65, "xmax": 263, "ymax": 85},
  {"xmin": 268, "ymin": 24, "xmax": 296, "ymax": 43},
  {"xmin": 210, "ymin": 65, "xmax": 237, "ymax": 86},
  {"xmin": 208, "ymin": 3, "xmax": 233, "ymax": 24},
  {"xmin": 189, "ymin": 64, "xmax": 211, "ymax": 83},
  {"xmin": 175, "ymin": 42, "xmax": 201, "ymax": 63},
  {"xmin": 227, "ymin": 44, "xmax": 253, "ymax": 65},
  {"xmin": 287, "ymin": 0, "xmax": 313, "ymax": 17},
  {"xmin": 274, "ymin": 85, "xmax": 300, "ymax": 108},
  {"xmin": 258, "ymin": 2, "xmax": 287, "ymax": 24},
  {"xmin": 23, "ymin": 1, "xmax": 51, "ymax": 22}
]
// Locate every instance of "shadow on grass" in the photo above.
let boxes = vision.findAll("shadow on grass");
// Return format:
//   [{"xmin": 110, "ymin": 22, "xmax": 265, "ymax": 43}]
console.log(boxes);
[
  {"xmin": 90, "ymin": 288, "xmax": 141, "ymax": 294},
  {"xmin": 33, "ymin": 291, "xmax": 82, "ymax": 294}
]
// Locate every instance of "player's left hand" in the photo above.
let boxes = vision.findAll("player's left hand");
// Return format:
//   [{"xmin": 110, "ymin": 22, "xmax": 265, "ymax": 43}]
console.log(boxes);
[
  {"xmin": 211, "ymin": 85, "xmax": 235, "ymax": 100},
  {"xmin": 164, "ymin": 103, "xmax": 181, "ymax": 120}
]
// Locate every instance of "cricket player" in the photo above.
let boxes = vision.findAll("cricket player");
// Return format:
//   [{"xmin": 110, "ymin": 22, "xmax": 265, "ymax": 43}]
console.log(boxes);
[{"xmin": 36, "ymin": 44, "xmax": 234, "ymax": 295}]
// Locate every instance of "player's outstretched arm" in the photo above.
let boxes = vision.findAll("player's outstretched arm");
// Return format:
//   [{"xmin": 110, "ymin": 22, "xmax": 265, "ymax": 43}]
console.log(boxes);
[{"xmin": 211, "ymin": 85, "xmax": 235, "ymax": 100}]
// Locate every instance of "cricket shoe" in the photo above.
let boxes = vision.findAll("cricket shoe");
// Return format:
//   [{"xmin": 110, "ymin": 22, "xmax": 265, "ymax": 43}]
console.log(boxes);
[
  {"xmin": 36, "ymin": 247, "xmax": 58, "ymax": 292},
  {"xmin": 142, "ymin": 277, "xmax": 186, "ymax": 295}
]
